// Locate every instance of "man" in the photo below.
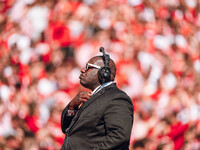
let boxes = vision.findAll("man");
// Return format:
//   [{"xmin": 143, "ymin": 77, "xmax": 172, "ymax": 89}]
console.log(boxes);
[{"xmin": 61, "ymin": 48, "xmax": 134, "ymax": 150}]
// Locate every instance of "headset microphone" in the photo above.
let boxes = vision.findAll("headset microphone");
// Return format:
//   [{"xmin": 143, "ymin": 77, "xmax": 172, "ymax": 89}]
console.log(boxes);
[
  {"xmin": 98, "ymin": 47, "xmax": 111, "ymax": 84},
  {"xmin": 100, "ymin": 47, "xmax": 104, "ymax": 53}
]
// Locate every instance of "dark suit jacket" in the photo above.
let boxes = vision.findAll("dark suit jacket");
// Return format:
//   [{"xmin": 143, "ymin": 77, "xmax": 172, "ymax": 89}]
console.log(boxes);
[{"xmin": 61, "ymin": 83, "xmax": 134, "ymax": 150}]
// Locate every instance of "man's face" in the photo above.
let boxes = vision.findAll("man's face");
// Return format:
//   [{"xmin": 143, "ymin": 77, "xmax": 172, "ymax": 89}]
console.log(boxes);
[{"xmin": 79, "ymin": 57, "xmax": 102, "ymax": 90}]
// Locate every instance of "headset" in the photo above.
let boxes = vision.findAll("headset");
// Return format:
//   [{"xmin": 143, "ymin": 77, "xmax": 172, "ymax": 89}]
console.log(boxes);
[{"xmin": 98, "ymin": 47, "xmax": 111, "ymax": 84}]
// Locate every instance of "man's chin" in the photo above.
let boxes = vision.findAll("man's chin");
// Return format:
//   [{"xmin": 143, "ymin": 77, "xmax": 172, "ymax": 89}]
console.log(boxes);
[{"xmin": 80, "ymin": 81, "xmax": 88, "ymax": 88}]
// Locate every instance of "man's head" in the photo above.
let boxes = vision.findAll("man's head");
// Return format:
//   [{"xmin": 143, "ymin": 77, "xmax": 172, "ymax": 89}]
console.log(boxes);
[{"xmin": 79, "ymin": 56, "xmax": 116, "ymax": 91}]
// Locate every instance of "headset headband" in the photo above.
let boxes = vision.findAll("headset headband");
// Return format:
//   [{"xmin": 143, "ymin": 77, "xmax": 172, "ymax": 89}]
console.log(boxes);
[{"xmin": 99, "ymin": 47, "xmax": 110, "ymax": 68}]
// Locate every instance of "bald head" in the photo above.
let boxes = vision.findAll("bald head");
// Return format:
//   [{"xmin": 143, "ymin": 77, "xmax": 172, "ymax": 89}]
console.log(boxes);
[{"xmin": 90, "ymin": 56, "xmax": 117, "ymax": 82}]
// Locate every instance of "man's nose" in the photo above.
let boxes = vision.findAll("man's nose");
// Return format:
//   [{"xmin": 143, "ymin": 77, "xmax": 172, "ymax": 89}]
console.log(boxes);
[{"xmin": 81, "ymin": 68, "xmax": 85, "ymax": 73}]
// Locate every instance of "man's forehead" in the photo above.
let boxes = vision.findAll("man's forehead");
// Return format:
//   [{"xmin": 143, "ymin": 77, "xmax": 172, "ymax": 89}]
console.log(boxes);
[{"xmin": 88, "ymin": 56, "xmax": 103, "ymax": 64}]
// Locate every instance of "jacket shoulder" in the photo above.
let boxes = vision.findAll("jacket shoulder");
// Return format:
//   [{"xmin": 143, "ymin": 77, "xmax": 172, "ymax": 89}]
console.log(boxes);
[{"xmin": 104, "ymin": 84, "xmax": 133, "ymax": 104}]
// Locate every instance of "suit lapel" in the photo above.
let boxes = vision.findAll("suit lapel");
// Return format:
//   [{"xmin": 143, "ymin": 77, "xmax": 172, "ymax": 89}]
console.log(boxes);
[
  {"xmin": 68, "ymin": 88, "xmax": 105, "ymax": 132},
  {"xmin": 79, "ymin": 88, "xmax": 105, "ymax": 112},
  {"xmin": 68, "ymin": 83, "xmax": 116, "ymax": 133},
  {"xmin": 78, "ymin": 83, "xmax": 116, "ymax": 113}
]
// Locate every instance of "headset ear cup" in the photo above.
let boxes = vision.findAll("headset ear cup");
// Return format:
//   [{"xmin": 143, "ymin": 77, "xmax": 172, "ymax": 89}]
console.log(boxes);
[{"xmin": 98, "ymin": 67, "xmax": 111, "ymax": 84}]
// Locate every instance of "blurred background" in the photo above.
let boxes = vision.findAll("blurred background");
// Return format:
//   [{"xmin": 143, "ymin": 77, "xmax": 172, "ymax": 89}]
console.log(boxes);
[{"xmin": 0, "ymin": 0, "xmax": 200, "ymax": 150}]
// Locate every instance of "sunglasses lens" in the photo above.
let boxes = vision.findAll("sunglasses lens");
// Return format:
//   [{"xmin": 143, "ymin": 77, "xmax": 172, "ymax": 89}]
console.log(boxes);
[{"xmin": 85, "ymin": 63, "xmax": 88, "ymax": 71}]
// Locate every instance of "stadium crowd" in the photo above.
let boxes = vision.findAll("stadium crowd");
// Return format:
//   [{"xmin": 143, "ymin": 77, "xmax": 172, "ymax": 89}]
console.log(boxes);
[{"xmin": 0, "ymin": 0, "xmax": 200, "ymax": 149}]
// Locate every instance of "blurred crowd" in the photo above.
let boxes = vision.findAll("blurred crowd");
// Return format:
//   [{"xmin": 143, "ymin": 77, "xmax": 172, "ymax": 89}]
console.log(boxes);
[{"xmin": 0, "ymin": 0, "xmax": 200, "ymax": 149}]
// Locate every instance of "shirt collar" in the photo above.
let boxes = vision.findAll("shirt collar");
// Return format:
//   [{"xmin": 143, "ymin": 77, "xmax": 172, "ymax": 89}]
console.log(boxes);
[{"xmin": 92, "ymin": 81, "xmax": 114, "ymax": 95}]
